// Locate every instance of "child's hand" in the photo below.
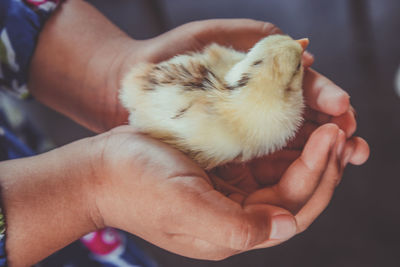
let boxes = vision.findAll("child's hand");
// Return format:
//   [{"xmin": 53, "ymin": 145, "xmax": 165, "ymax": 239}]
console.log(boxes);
[
  {"xmin": 86, "ymin": 124, "xmax": 367, "ymax": 259},
  {"xmin": 88, "ymin": 125, "xmax": 297, "ymax": 259}
]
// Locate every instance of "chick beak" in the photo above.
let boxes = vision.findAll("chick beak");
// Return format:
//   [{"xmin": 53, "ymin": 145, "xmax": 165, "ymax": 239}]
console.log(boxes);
[{"xmin": 296, "ymin": 38, "xmax": 309, "ymax": 53}]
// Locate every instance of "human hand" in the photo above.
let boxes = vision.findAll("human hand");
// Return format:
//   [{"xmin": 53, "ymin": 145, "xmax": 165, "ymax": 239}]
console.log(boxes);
[
  {"xmin": 83, "ymin": 125, "xmax": 347, "ymax": 260},
  {"xmin": 116, "ymin": 19, "xmax": 370, "ymax": 251},
  {"xmin": 86, "ymin": 20, "xmax": 369, "ymax": 259}
]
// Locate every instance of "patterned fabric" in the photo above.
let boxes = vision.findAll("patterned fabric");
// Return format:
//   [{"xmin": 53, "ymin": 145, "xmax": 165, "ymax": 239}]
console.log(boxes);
[
  {"xmin": 0, "ymin": 1, "xmax": 157, "ymax": 266},
  {"xmin": 0, "ymin": 1, "xmax": 60, "ymax": 263},
  {"xmin": 0, "ymin": 0, "xmax": 59, "ymax": 98},
  {"xmin": 0, "ymin": 208, "xmax": 5, "ymax": 267},
  {"xmin": 80, "ymin": 229, "xmax": 157, "ymax": 267}
]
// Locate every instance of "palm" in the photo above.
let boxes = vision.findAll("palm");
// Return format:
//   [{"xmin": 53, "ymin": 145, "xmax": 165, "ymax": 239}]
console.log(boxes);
[{"xmin": 213, "ymin": 148, "xmax": 300, "ymax": 195}]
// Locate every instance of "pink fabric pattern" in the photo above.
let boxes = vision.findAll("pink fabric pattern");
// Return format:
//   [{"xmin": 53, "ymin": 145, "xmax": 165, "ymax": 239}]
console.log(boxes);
[
  {"xmin": 24, "ymin": 0, "xmax": 61, "ymax": 6},
  {"xmin": 24, "ymin": 0, "xmax": 61, "ymax": 12},
  {"xmin": 81, "ymin": 228, "xmax": 123, "ymax": 256}
]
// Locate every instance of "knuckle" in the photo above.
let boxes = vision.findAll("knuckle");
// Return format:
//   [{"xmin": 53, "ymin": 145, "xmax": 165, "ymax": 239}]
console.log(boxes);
[{"xmin": 228, "ymin": 218, "xmax": 256, "ymax": 250}]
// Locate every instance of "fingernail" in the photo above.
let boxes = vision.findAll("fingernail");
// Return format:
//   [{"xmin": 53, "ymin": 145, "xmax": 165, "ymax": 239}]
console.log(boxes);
[
  {"xmin": 304, "ymin": 51, "xmax": 314, "ymax": 60},
  {"xmin": 270, "ymin": 215, "xmax": 297, "ymax": 241},
  {"xmin": 342, "ymin": 145, "xmax": 354, "ymax": 167}
]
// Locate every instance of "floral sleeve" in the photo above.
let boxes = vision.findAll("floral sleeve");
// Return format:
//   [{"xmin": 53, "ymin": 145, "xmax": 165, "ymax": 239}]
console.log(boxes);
[
  {"xmin": 0, "ymin": 1, "xmax": 61, "ymax": 266},
  {"xmin": 0, "ymin": 0, "xmax": 61, "ymax": 99}
]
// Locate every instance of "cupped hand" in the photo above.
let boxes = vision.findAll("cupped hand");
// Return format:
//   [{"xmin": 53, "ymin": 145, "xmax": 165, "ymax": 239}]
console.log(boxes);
[
  {"xmin": 85, "ymin": 126, "xmax": 333, "ymax": 260},
  {"xmin": 99, "ymin": 19, "xmax": 370, "ymax": 258}
]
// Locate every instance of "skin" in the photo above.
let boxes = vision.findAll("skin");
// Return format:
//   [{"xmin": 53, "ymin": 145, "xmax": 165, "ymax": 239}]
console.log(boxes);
[{"xmin": 0, "ymin": 0, "xmax": 369, "ymax": 266}]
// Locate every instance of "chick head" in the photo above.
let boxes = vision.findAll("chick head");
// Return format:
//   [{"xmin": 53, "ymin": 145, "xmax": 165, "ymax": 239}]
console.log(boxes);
[
  {"xmin": 222, "ymin": 35, "xmax": 308, "ymax": 158},
  {"xmin": 225, "ymin": 35, "xmax": 307, "ymax": 102}
]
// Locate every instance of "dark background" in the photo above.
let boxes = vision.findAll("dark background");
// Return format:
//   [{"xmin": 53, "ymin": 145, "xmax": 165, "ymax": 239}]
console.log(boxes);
[{"xmin": 27, "ymin": 0, "xmax": 400, "ymax": 266}]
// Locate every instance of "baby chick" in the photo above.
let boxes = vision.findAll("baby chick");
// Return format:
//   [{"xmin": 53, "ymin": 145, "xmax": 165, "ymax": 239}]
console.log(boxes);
[{"xmin": 120, "ymin": 35, "xmax": 308, "ymax": 169}]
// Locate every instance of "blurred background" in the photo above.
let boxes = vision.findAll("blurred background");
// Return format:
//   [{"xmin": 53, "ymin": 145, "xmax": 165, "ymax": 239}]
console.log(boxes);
[{"xmin": 19, "ymin": 0, "xmax": 400, "ymax": 266}]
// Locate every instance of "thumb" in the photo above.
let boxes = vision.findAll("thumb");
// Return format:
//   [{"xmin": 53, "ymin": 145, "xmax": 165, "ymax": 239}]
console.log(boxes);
[
  {"xmin": 244, "ymin": 204, "xmax": 297, "ymax": 243},
  {"xmin": 174, "ymin": 186, "xmax": 297, "ymax": 251}
]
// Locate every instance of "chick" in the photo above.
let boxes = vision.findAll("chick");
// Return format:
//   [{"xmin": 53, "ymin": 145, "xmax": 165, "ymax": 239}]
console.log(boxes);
[{"xmin": 120, "ymin": 35, "xmax": 308, "ymax": 169}]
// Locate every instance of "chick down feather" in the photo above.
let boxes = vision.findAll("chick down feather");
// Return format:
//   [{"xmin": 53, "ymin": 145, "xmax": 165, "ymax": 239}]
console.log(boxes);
[{"xmin": 120, "ymin": 35, "xmax": 306, "ymax": 169}]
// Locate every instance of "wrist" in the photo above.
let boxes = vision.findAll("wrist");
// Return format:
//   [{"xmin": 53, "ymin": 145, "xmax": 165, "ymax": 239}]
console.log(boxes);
[
  {"xmin": 97, "ymin": 37, "xmax": 144, "ymax": 131},
  {"xmin": 0, "ymin": 138, "xmax": 99, "ymax": 265},
  {"xmin": 28, "ymin": 0, "xmax": 145, "ymax": 133},
  {"xmin": 84, "ymin": 128, "xmax": 158, "ymax": 233},
  {"xmin": 56, "ymin": 137, "xmax": 103, "ymax": 232}
]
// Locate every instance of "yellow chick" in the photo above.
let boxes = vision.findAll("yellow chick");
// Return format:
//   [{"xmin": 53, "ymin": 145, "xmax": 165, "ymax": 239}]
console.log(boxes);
[{"xmin": 120, "ymin": 35, "xmax": 308, "ymax": 169}]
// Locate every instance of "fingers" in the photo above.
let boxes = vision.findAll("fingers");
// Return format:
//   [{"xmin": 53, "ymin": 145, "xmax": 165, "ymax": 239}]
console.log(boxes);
[
  {"xmin": 330, "ymin": 108, "xmax": 357, "ymax": 138},
  {"xmin": 165, "ymin": 179, "xmax": 296, "ymax": 251},
  {"xmin": 302, "ymin": 52, "xmax": 314, "ymax": 68},
  {"xmin": 192, "ymin": 19, "xmax": 282, "ymax": 51},
  {"xmin": 245, "ymin": 124, "xmax": 345, "ymax": 250},
  {"xmin": 279, "ymin": 125, "xmax": 341, "ymax": 210},
  {"xmin": 344, "ymin": 136, "xmax": 370, "ymax": 166},
  {"xmin": 303, "ymin": 68, "xmax": 350, "ymax": 116},
  {"xmin": 145, "ymin": 19, "xmax": 282, "ymax": 63},
  {"xmin": 159, "ymin": 204, "xmax": 297, "ymax": 259},
  {"xmin": 295, "ymin": 129, "xmax": 346, "ymax": 232},
  {"xmin": 244, "ymin": 124, "xmax": 340, "ymax": 212},
  {"xmin": 304, "ymin": 105, "xmax": 357, "ymax": 139},
  {"xmin": 302, "ymin": 68, "xmax": 359, "ymax": 139}
]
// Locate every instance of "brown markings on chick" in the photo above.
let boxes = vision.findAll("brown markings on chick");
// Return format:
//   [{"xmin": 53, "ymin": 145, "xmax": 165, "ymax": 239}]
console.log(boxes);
[
  {"xmin": 237, "ymin": 74, "xmax": 250, "ymax": 87},
  {"xmin": 181, "ymin": 63, "xmax": 213, "ymax": 91},
  {"xmin": 132, "ymin": 64, "xmax": 158, "ymax": 91},
  {"xmin": 171, "ymin": 102, "xmax": 193, "ymax": 119},
  {"xmin": 226, "ymin": 73, "xmax": 251, "ymax": 90},
  {"xmin": 145, "ymin": 61, "xmax": 230, "ymax": 93},
  {"xmin": 148, "ymin": 65, "xmax": 177, "ymax": 86},
  {"xmin": 252, "ymin": 60, "xmax": 263, "ymax": 66},
  {"xmin": 148, "ymin": 76, "xmax": 159, "ymax": 86}
]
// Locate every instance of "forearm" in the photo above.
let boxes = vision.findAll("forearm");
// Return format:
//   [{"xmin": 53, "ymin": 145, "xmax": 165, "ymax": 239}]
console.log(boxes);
[
  {"xmin": 28, "ymin": 0, "xmax": 142, "ymax": 133},
  {"xmin": 0, "ymin": 139, "xmax": 97, "ymax": 266}
]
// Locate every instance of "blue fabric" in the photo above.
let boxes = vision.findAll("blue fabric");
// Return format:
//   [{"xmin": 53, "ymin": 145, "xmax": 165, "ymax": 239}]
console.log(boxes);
[
  {"xmin": 0, "ymin": 124, "xmax": 35, "ymax": 159},
  {"xmin": 0, "ymin": 0, "xmax": 56, "ymax": 98},
  {"xmin": 0, "ymin": 237, "xmax": 5, "ymax": 266}
]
